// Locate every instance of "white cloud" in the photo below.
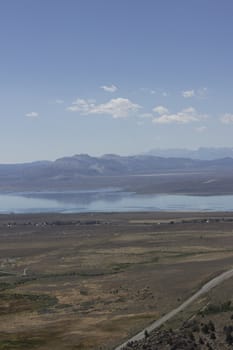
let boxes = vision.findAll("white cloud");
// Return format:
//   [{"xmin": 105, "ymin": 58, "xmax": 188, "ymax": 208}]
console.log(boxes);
[
  {"xmin": 140, "ymin": 87, "xmax": 153, "ymax": 94},
  {"xmin": 90, "ymin": 98, "xmax": 140, "ymax": 118},
  {"xmin": 153, "ymin": 105, "xmax": 169, "ymax": 115},
  {"xmin": 157, "ymin": 89, "xmax": 168, "ymax": 97},
  {"xmin": 197, "ymin": 87, "xmax": 208, "ymax": 98},
  {"xmin": 182, "ymin": 87, "xmax": 208, "ymax": 99},
  {"xmin": 195, "ymin": 126, "xmax": 207, "ymax": 133},
  {"xmin": 221, "ymin": 113, "xmax": 233, "ymax": 124},
  {"xmin": 55, "ymin": 99, "xmax": 64, "ymax": 104},
  {"xmin": 140, "ymin": 87, "xmax": 168, "ymax": 97},
  {"xmin": 140, "ymin": 88, "xmax": 155, "ymax": 94},
  {"xmin": 139, "ymin": 87, "xmax": 147, "ymax": 92},
  {"xmin": 139, "ymin": 113, "xmax": 154, "ymax": 118},
  {"xmin": 67, "ymin": 99, "xmax": 95, "ymax": 113},
  {"xmin": 25, "ymin": 112, "xmax": 39, "ymax": 118},
  {"xmin": 100, "ymin": 84, "xmax": 118, "ymax": 93},
  {"xmin": 153, "ymin": 107, "xmax": 207, "ymax": 124},
  {"xmin": 182, "ymin": 90, "xmax": 195, "ymax": 98},
  {"xmin": 67, "ymin": 97, "xmax": 141, "ymax": 118},
  {"xmin": 140, "ymin": 88, "xmax": 168, "ymax": 97},
  {"xmin": 136, "ymin": 120, "xmax": 144, "ymax": 126}
]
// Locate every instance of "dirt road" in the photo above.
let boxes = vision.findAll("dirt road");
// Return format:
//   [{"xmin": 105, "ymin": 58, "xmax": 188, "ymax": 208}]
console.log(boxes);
[{"xmin": 115, "ymin": 267, "xmax": 233, "ymax": 350}]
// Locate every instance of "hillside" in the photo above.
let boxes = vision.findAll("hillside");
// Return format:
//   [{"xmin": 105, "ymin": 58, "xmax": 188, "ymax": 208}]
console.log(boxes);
[{"xmin": 0, "ymin": 154, "xmax": 233, "ymax": 194}]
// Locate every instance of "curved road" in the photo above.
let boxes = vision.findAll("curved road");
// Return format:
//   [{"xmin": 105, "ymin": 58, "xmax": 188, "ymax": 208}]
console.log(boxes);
[{"xmin": 115, "ymin": 267, "xmax": 233, "ymax": 350}]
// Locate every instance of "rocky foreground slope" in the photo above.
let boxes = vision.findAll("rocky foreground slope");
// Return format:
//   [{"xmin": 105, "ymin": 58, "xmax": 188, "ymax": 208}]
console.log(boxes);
[{"xmin": 121, "ymin": 316, "xmax": 233, "ymax": 350}]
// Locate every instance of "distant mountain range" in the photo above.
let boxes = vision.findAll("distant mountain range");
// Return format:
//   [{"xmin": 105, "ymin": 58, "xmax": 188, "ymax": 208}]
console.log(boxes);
[
  {"xmin": 146, "ymin": 147, "xmax": 233, "ymax": 160},
  {"xmin": 1, "ymin": 153, "xmax": 233, "ymax": 194}
]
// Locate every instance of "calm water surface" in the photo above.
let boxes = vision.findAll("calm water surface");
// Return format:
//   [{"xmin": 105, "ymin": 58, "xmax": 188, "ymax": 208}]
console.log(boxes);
[{"xmin": 0, "ymin": 190, "xmax": 233, "ymax": 213}]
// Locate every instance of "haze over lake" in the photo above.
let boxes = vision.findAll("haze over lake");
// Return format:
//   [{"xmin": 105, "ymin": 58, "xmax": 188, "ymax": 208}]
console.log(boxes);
[{"xmin": 1, "ymin": 191, "xmax": 233, "ymax": 214}]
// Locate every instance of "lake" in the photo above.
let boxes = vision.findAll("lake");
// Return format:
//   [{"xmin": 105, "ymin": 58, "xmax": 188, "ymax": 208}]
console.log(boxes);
[{"xmin": 0, "ymin": 190, "xmax": 233, "ymax": 213}]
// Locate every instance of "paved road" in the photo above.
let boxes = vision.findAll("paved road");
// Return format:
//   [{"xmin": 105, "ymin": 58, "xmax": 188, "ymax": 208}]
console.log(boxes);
[{"xmin": 115, "ymin": 267, "xmax": 233, "ymax": 350}]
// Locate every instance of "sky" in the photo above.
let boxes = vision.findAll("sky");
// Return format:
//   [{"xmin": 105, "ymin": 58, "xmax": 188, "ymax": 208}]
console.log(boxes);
[{"xmin": 1, "ymin": 0, "xmax": 233, "ymax": 163}]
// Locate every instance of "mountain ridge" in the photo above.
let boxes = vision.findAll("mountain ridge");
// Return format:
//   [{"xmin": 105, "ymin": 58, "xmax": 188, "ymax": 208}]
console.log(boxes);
[
  {"xmin": 146, "ymin": 147, "xmax": 233, "ymax": 160},
  {"xmin": 1, "ymin": 153, "xmax": 233, "ymax": 194}
]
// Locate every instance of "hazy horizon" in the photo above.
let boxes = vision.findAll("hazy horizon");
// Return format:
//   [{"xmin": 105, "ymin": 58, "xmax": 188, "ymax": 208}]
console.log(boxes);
[{"xmin": 0, "ymin": 146, "xmax": 233, "ymax": 165}]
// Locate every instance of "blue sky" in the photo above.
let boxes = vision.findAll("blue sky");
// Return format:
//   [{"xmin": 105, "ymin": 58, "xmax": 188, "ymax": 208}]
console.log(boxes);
[{"xmin": 1, "ymin": 0, "xmax": 233, "ymax": 163}]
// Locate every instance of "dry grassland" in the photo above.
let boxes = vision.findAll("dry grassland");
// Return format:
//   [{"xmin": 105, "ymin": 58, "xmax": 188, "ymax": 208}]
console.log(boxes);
[{"xmin": 0, "ymin": 212, "xmax": 233, "ymax": 349}]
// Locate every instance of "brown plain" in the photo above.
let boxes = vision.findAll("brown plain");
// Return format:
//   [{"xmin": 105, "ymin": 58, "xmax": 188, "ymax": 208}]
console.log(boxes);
[{"xmin": 0, "ymin": 212, "xmax": 233, "ymax": 349}]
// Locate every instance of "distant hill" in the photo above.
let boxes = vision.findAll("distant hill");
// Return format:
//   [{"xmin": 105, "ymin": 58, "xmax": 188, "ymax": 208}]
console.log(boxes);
[
  {"xmin": 1, "ymin": 153, "xmax": 233, "ymax": 194},
  {"xmin": 146, "ymin": 147, "xmax": 233, "ymax": 160}
]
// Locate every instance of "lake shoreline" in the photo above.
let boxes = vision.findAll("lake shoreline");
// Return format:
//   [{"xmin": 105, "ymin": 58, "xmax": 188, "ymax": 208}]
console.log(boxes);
[
  {"xmin": 0, "ymin": 210, "xmax": 233, "ymax": 221},
  {"xmin": 1, "ymin": 191, "xmax": 233, "ymax": 213}
]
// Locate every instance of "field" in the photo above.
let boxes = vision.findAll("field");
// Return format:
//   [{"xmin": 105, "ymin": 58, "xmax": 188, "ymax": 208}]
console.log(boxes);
[{"xmin": 0, "ymin": 212, "xmax": 233, "ymax": 349}]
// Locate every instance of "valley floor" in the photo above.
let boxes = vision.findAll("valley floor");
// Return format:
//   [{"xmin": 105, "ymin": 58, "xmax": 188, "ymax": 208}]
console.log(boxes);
[{"xmin": 0, "ymin": 212, "xmax": 233, "ymax": 349}]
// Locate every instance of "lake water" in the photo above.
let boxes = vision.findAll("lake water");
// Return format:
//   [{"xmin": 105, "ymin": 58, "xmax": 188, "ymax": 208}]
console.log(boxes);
[{"xmin": 0, "ymin": 190, "xmax": 233, "ymax": 213}]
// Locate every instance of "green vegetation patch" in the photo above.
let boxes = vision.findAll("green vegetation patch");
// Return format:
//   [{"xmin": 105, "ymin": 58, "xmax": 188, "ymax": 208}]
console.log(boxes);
[
  {"xmin": 0, "ymin": 282, "xmax": 12, "ymax": 291},
  {"xmin": 0, "ymin": 338, "xmax": 44, "ymax": 350},
  {"xmin": 0, "ymin": 293, "xmax": 58, "ymax": 314},
  {"xmin": 111, "ymin": 257, "xmax": 159, "ymax": 272},
  {"xmin": 0, "ymin": 272, "xmax": 15, "ymax": 277},
  {"xmin": 112, "ymin": 263, "xmax": 132, "ymax": 272},
  {"xmin": 199, "ymin": 300, "xmax": 233, "ymax": 315}
]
